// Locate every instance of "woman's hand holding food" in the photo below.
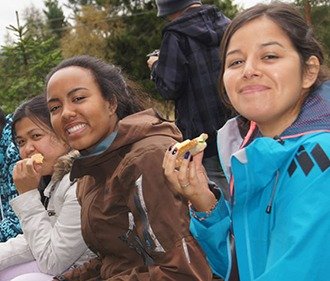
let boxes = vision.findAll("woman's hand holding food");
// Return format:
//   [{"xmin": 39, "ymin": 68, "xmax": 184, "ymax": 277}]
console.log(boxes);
[
  {"xmin": 163, "ymin": 134, "xmax": 217, "ymax": 212},
  {"xmin": 13, "ymin": 153, "xmax": 44, "ymax": 194}
]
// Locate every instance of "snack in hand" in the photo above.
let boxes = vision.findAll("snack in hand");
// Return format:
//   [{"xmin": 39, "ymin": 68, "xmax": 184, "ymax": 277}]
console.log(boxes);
[
  {"xmin": 31, "ymin": 153, "xmax": 44, "ymax": 164},
  {"xmin": 174, "ymin": 133, "xmax": 208, "ymax": 167}
]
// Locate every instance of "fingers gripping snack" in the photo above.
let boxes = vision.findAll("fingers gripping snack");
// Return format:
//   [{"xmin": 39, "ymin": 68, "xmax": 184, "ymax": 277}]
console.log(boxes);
[
  {"xmin": 174, "ymin": 133, "xmax": 208, "ymax": 167},
  {"xmin": 31, "ymin": 153, "xmax": 44, "ymax": 164}
]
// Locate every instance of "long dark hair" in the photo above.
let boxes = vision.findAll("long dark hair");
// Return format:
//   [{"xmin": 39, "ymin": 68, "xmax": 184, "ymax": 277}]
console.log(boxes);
[
  {"xmin": 218, "ymin": 1, "xmax": 329, "ymax": 110},
  {"xmin": 45, "ymin": 55, "xmax": 146, "ymax": 119}
]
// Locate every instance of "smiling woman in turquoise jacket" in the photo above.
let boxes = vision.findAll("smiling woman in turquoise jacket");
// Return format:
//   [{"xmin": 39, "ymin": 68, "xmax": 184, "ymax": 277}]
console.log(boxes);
[{"xmin": 163, "ymin": 2, "xmax": 330, "ymax": 281}]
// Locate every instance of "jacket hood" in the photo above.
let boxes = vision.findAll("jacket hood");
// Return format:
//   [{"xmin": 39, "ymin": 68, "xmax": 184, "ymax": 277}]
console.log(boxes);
[
  {"xmin": 163, "ymin": 5, "xmax": 230, "ymax": 47},
  {"xmin": 43, "ymin": 150, "xmax": 79, "ymax": 202},
  {"xmin": 217, "ymin": 80, "xmax": 330, "ymax": 180},
  {"xmin": 51, "ymin": 150, "xmax": 80, "ymax": 183},
  {"xmin": 70, "ymin": 108, "xmax": 182, "ymax": 180},
  {"xmin": 43, "ymin": 150, "xmax": 80, "ymax": 198},
  {"xmin": 282, "ymin": 80, "xmax": 330, "ymax": 137}
]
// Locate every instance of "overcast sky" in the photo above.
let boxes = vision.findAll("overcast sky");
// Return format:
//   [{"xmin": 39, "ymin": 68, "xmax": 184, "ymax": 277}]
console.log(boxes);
[{"xmin": 0, "ymin": 0, "xmax": 274, "ymax": 46}]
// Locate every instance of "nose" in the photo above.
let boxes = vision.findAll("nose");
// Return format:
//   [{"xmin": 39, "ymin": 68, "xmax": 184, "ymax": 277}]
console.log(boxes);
[
  {"xmin": 61, "ymin": 103, "xmax": 77, "ymax": 121},
  {"xmin": 22, "ymin": 141, "xmax": 36, "ymax": 158},
  {"xmin": 242, "ymin": 59, "xmax": 261, "ymax": 80}
]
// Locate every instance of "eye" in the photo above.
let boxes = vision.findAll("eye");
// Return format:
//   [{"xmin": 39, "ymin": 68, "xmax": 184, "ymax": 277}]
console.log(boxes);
[
  {"xmin": 16, "ymin": 139, "xmax": 26, "ymax": 147},
  {"xmin": 262, "ymin": 54, "xmax": 279, "ymax": 60},
  {"xmin": 227, "ymin": 59, "xmax": 244, "ymax": 68},
  {"xmin": 32, "ymin": 133, "xmax": 43, "ymax": 140},
  {"xmin": 49, "ymin": 105, "xmax": 61, "ymax": 113},
  {"xmin": 73, "ymin": 96, "xmax": 85, "ymax": 103}
]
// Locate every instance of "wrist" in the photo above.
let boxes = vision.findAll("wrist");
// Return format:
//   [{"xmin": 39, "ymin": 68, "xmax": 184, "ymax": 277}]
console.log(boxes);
[
  {"xmin": 190, "ymin": 198, "xmax": 219, "ymax": 222},
  {"xmin": 189, "ymin": 190, "xmax": 217, "ymax": 212}
]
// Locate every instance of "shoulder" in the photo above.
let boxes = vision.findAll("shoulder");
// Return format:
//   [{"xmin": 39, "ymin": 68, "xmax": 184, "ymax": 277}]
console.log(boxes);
[
  {"xmin": 284, "ymin": 132, "xmax": 329, "ymax": 182},
  {"xmin": 296, "ymin": 132, "xmax": 330, "ymax": 155},
  {"xmin": 131, "ymin": 135, "xmax": 173, "ymax": 162},
  {"xmin": 119, "ymin": 135, "xmax": 174, "ymax": 175},
  {"xmin": 51, "ymin": 173, "xmax": 77, "ymax": 200}
]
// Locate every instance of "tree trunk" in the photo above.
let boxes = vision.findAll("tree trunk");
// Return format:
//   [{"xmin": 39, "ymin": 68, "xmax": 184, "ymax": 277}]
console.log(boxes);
[{"xmin": 304, "ymin": 0, "xmax": 312, "ymax": 25}]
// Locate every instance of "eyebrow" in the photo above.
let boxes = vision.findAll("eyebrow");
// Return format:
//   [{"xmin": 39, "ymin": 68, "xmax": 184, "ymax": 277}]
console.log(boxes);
[
  {"xmin": 261, "ymin": 41, "xmax": 284, "ymax": 48},
  {"xmin": 15, "ymin": 128, "xmax": 43, "ymax": 139},
  {"xmin": 47, "ymin": 87, "xmax": 87, "ymax": 103},
  {"xmin": 226, "ymin": 41, "xmax": 285, "ymax": 57}
]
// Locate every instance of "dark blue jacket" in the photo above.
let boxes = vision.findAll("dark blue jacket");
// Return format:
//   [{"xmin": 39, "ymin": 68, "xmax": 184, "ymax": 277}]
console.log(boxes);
[{"xmin": 151, "ymin": 5, "xmax": 231, "ymax": 157}]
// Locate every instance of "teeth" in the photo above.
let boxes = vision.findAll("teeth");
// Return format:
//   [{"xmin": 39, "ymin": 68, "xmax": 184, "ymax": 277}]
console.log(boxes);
[{"xmin": 67, "ymin": 124, "xmax": 86, "ymax": 134}]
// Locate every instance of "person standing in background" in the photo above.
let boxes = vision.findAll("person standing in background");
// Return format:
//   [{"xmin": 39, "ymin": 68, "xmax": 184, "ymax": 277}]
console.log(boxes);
[
  {"xmin": 147, "ymin": 0, "xmax": 232, "ymax": 198},
  {"xmin": 0, "ymin": 108, "xmax": 21, "ymax": 242}
]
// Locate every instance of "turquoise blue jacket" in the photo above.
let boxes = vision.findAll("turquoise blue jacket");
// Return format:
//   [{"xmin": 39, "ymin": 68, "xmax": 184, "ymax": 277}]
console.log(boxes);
[
  {"xmin": 190, "ymin": 81, "xmax": 330, "ymax": 280},
  {"xmin": 0, "ymin": 114, "xmax": 21, "ymax": 241}
]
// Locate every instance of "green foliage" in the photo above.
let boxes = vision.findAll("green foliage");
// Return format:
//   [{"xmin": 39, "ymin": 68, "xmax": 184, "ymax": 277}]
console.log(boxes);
[
  {"xmin": 60, "ymin": 5, "xmax": 111, "ymax": 59},
  {"xmin": 204, "ymin": 0, "xmax": 240, "ymax": 19},
  {"xmin": 44, "ymin": 0, "xmax": 67, "ymax": 39},
  {"xmin": 0, "ymin": 0, "xmax": 329, "ymax": 112},
  {"xmin": 0, "ymin": 0, "xmax": 239, "ymax": 110},
  {"xmin": 311, "ymin": 4, "xmax": 330, "ymax": 66},
  {"xmin": 295, "ymin": 0, "xmax": 329, "ymax": 5},
  {"xmin": 108, "ymin": 3, "xmax": 164, "ymax": 97},
  {"xmin": 294, "ymin": 0, "xmax": 330, "ymax": 66},
  {"xmin": 0, "ymin": 19, "xmax": 62, "ymax": 113},
  {"xmin": 65, "ymin": 0, "xmax": 94, "ymax": 14}
]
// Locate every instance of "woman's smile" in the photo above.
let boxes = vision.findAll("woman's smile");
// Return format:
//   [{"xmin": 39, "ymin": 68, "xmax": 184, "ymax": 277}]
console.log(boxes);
[{"xmin": 239, "ymin": 84, "xmax": 271, "ymax": 95}]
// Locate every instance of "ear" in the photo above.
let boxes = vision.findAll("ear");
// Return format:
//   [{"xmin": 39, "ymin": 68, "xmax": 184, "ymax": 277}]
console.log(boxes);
[
  {"xmin": 107, "ymin": 98, "xmax": 118, "ymax": 116},
  {"xmin": 302, "ymin": 55, "xmax": 320, "ymax": 89}
]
